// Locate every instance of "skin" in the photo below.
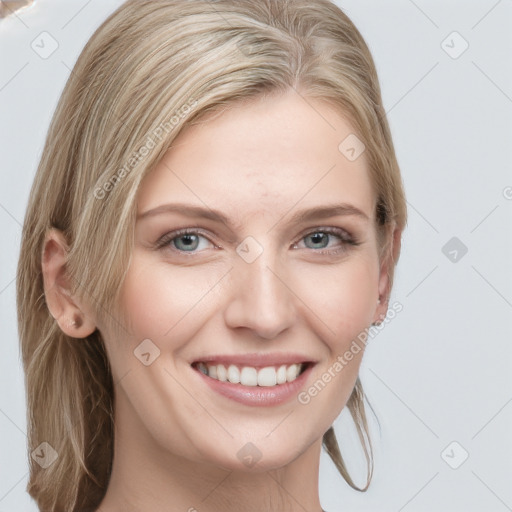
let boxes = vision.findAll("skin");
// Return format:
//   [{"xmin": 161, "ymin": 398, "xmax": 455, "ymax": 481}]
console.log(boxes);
[{"xmin": 42, "ymin": 88, "xmax": 400, "ymax": 512}]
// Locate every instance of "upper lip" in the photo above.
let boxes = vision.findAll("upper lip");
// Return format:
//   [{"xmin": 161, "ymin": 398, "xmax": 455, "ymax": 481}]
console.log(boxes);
[{"xmin": 191, "ymin": 352, "xmax": 317, "ymax": 368}]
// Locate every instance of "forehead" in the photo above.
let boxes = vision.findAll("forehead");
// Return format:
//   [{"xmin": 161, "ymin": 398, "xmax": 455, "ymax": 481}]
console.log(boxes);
[{"xmin": 137, "ymin": 90, "xmax": 375, "ymax": 223}]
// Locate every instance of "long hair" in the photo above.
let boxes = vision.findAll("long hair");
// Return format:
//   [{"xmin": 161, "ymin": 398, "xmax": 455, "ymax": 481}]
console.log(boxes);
[{"xmin": 16, "ymin": 1, "xmax": 407, "ymax": 510}]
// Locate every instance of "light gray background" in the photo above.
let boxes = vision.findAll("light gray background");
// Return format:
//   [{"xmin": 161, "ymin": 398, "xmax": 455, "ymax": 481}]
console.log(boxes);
[{"xmin": 1, "ymin": 1, "xmax": 511, "ymax": 511}]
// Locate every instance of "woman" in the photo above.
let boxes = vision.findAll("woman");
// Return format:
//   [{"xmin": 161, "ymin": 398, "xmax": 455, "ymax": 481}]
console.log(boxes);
[{"xmin": 17, "ymin": 0, "xmax": 407, "ymax": 510}]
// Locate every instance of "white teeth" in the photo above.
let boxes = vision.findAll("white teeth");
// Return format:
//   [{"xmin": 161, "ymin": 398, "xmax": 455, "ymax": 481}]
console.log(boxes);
[
  {"xmin": 240, "ymin": 367, "xmax": 258, "ymax": 386},
  {"xmin": 276, "ymin": 365, "xmax": 287, "ymax": 384},
  {"xmin": 208, "ymin": 365, "xmax": 217, "ymax": 379},
  {"xmin": 286, "ymin": 364, "xmax": 300, "ymax": 383},
  {"xmin": 197, "ymin": 362, "xmax": 305, "ymax": 386},
  {"xmin": 216, "ymin": 364, "xmax": 227, "ymax": 382},
  {"xmin": 227, "ymin": 364, "xmax": 240, "ymax": 384},
  {"xmin": 258, "ymin": 367, "xmax": 277, "ymax": 387}
]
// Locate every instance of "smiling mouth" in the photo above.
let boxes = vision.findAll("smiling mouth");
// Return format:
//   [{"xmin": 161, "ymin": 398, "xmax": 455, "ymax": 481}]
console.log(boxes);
[{"xmin": 191, "ymin": 361, "xmax": 312, "ymax": 387}]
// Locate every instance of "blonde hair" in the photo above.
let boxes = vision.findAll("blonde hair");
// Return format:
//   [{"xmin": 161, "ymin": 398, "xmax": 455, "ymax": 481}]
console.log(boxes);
[{"xmin": 16, "ymin": 0, "xmax": 407, "ymax": 510}]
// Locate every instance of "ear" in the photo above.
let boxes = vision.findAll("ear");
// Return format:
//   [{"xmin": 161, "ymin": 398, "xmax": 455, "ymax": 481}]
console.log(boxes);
[
  {"xmin": 372, "ymin": 224, "xmax": 402, "ymax": 325},
  {"xmin": 41, "ymin": 228, "xmax": 97, "ymax": 338}
]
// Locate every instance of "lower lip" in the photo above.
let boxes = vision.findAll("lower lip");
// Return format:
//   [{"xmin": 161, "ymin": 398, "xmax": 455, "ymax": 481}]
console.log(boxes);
[{"xmin": 192, "ymin": 364, "xmax": 314, "ymax": 407}]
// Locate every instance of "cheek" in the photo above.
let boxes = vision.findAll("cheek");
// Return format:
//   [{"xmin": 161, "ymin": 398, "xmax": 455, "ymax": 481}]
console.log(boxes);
[
  {"xmin": 293, "ymin": 255, "xmax": 379, "ymax": 417},
  {"xmin": 118, "ymin": 254, "xmax": 226, "ymax": 341},
  {"xmin": 292, "ymin": 252, "xmax": 380, "ymax": 344}
]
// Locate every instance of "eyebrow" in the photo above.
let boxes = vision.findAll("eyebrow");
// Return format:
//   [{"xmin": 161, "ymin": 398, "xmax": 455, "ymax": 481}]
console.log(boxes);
[{"xmin": 137, "ymin": 202, "xmax": 370, "ymax": 229}]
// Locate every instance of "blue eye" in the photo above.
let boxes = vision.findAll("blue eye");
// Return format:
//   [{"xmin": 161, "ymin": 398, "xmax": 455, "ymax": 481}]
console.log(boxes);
[
  {"xmin": 304, "ymin": 232, "xmax": 331, "ymax": 249},
  {"xmin": 297, "ymin": 228, "xmax": 356, "ymax": 254},
  {"xmin": 167, "ymin": 231, "xmax": 213, "ymax": 252}
]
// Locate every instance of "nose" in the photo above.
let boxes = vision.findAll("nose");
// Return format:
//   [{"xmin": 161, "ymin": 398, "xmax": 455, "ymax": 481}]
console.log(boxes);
[{"xmin": 223, "ymin": 252, "xmax": 297, "ymax": 340}]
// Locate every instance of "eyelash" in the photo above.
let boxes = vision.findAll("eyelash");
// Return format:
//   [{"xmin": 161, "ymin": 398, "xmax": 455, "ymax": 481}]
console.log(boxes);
[{"xmin": 155, "ymin": 227, "xmax": 360, "ymax": 257}]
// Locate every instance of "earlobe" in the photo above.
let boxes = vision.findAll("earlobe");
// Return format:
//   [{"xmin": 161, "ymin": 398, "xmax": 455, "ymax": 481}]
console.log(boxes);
[{"xmin": 41, "ymin": 228, "xmax": 97, "ymax": 338}]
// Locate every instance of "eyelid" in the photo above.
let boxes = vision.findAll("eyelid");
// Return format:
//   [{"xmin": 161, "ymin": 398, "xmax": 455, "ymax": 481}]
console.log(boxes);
[
  {"xmin": 154, "ymin": 228, "xmax": 217, "ymax": 252},
  {"xmin": 294, "ymin": 225, "xmax": 353, "ymax": 243}
]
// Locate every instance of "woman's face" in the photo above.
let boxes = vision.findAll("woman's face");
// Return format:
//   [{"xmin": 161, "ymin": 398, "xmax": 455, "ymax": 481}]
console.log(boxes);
[{"xmin": 100, "ymin": 89, "xmax": 389, "ymax": 471}]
